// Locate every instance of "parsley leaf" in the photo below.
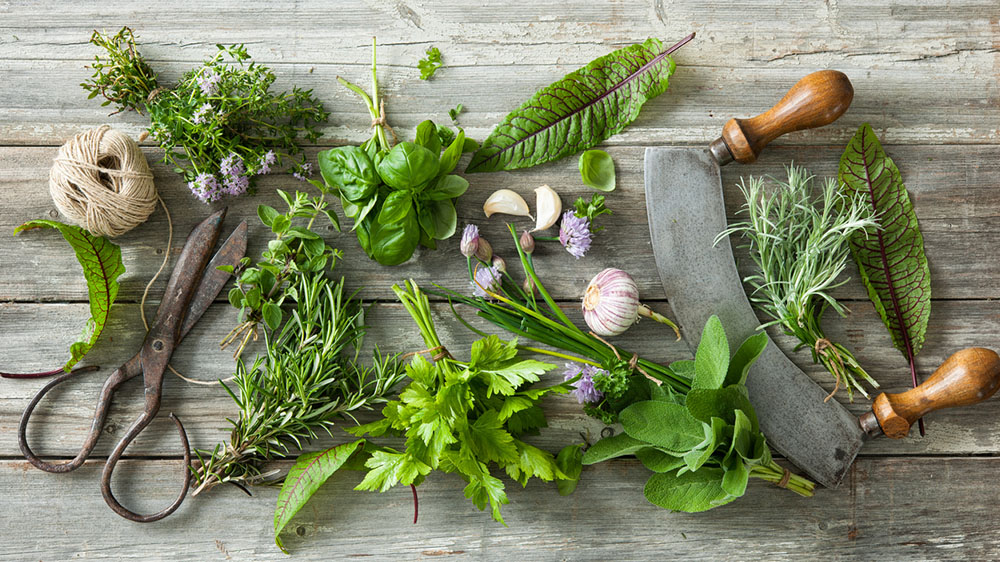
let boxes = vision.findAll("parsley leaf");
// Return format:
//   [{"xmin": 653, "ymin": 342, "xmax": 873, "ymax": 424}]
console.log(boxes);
[{"xmin": 418, "ymin": 46, "xmax": 443, "ymax": 80}]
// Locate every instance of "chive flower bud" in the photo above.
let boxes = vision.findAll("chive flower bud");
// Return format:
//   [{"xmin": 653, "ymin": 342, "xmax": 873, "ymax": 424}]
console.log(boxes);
[
  {"xmin": 520, "ymin": 230, "xmax": 535, "ymax": 254},
  {"xmin": 460, "ymin": 224, "xmax": 480, "ymax": 258},
  {"xmin": 582, "ymin": 268, "xmax": 680, "ymax": 339},
  {"xmin": 492, "ymin": 255, "xmax": 506, "ymax": 273},
  {"xmin": 475, "ymin": 238, "xmax": 493, "ymax": 262}
]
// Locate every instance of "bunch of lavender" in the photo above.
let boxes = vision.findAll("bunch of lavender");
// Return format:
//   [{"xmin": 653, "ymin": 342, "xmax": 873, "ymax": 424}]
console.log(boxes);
[{"xmin": 82, "ymin": 27, "xmax": 328, "ymax": 202}]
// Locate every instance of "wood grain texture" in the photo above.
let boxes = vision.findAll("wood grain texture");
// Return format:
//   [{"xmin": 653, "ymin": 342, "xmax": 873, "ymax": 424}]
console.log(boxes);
[
  {"xmin": 1, "ymin": 456, "xmax": 999, "ymax": 560},
  {"xmin": 1, "ymin": 0, "xmax": 999, "ymax": 558}
]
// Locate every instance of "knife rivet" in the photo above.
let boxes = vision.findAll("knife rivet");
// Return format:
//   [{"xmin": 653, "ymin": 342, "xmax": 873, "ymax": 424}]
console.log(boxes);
[{"xmin": 152, "ymin": 340, "xmax": 164, "ymax": 351}]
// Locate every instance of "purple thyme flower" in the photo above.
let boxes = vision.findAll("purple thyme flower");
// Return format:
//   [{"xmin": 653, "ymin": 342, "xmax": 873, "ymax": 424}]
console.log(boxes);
[
  {"xmin": 460, "ymin": 224, "xmax": 480, "ymax": 258},
  {"xmin": 292, "ymin": 162, "xmax": 314, "ymax": 181},
  {"xmin": 256, "ymin": 149, "xmax": 277, "ymax": 175},
  {"xmin": 558, "ymin": 211, "xmax": 593, "ymax": 259},
  {"xmin": 472, "ymin": 264, "xmax": 502, "ymax": 299},
  {"xmin": 196, "ymin": 69, "xmax": 221, "ymax": 96},
  {"xmin": 218, "ymin": 153, "xmax": 249, "ymax": 196},
  {"xmin": 189, "ymin": 172, "xmax": 221, "ymax": 203},
  {"xmin": 192, "ymin": 102, "xmax": 213, "ymax": 125},
  {"xmin": 562, "ymin": 363, "xmax": 605, "ymax": 404}
]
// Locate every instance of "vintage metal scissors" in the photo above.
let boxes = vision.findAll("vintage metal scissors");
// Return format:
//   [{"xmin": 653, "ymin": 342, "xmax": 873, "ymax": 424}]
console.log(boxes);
[{"xmin": 18, "ymin": 208, "xmax": 247, "ymax": 522}]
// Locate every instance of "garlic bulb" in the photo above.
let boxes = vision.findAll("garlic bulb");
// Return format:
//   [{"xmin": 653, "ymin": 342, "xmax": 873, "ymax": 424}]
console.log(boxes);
[
  {"xmin": 532, "ymin": 184, "xmax": 562, "ymax": 231},
  {"xmin": 483, "ymin": 189, "xmax": 532, "ymax": 219},
  {"xmin": 582, "ymin": 268, "xmax": 681, "ymax": 339}
]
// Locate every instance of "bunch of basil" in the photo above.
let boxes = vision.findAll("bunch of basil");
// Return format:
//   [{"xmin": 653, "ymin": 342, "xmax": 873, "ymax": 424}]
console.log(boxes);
[{"xmin": 318, "ymin": 120, "xmax": 473, "ymax": 265}]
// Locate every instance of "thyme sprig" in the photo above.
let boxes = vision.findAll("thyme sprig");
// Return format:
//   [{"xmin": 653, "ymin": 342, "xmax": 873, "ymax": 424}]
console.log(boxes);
[
  {"xmin": 194, "ymin": 273, "xmax": 406, "ymax": 494},
  {"xmin": 716, "ymin": 165, "xmax": 880, "ymax": 400}
]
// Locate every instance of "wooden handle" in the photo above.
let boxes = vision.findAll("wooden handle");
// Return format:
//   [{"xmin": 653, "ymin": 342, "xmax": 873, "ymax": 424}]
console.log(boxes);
[
  {"xmin": 871, "ymin": 348, "xmax": 1000, "ymax": 439},
  {"xmin": 715, "ymin": 70, "xmax": 854, "ymax": 164}
]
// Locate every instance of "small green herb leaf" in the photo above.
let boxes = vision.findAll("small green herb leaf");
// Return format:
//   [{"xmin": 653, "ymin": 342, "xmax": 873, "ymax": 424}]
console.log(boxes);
[
  {"xmin": 724, "ymin": 331, "xmax": 768, "ymax": 387},
  {"xmin": 685, "ymin": 386, "xmax": 758, "ymax": 432},
  {"xmin": 378, "ymin": 191, "xmax": 414, "ymax": 225},
  {"xmin": 449, "ymin": 103, "xmax": 464, "ymax": 122},
  {"xmin": 582, "ymin": 432, "xmax": 648, "ymax": 464},
  {"xmin": 637, "ymin": 448, "xmax": 687, "ymax": 473},
  {"xmin": 418, "ymin": 46, "xmax": 443, "ymax": 80},
  {"xmin": 620, "ymin": 401, "xmax": 706, "ymax": 453},
  {"xmin": 257, "ymin": 205, "xmax": 279, "ymax": 227},
  {"xmin": 578, "ymin": 149, "xmax": 616, "ymax": 191},
  {"xmin": 555, "ymin": 443, "xmax": 584, "ymax": 495},
  {"xmin": 414, "ymin": 120, "xmax": 442, "ymax": 154},
  {"xmin": 261, "ymin": 301, "xmax": 283, "ymax": 331},
  {"xmin": 274, "ymin": 440, "xmax": 365, "ymax": 553},
  {"xmin": 14, "ymin": 220, "xmax": 125, "ymax": 371}
]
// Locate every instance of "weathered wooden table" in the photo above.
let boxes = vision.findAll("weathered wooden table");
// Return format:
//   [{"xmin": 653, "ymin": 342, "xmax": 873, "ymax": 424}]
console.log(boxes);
[{"xmin": 2, "ymin": 2, "xmax": 999, "ymax": 559}]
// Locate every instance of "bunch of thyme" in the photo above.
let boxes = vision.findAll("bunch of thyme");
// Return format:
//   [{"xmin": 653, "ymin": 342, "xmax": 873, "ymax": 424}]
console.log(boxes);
[
  {"xmin": 83, "ymin": 27, "xmax": 328, "ymax": 202},
  {"xmin": 715, "ymin": 165, "xmax": 879, "ymax": 400},
  {"xmin": 193, "ymin": 272, "xmax": 406, "ymax": 494}
]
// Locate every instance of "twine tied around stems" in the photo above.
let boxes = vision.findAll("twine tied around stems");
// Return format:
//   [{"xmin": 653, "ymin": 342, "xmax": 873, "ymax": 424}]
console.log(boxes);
[
  {"xmin": 777, "ymin": 467, "xmax": 792, "ymax": 489},
  {"xmin": 814, "ymin": 338, "xmax": 846, "ymax": 402},
  {"xmin": 369, "ymin": 99, "xmax": 398, "ymax": 145},
  {"xmin": 402, "ymin": 345, "xmax": 453, "ymax": 363}
]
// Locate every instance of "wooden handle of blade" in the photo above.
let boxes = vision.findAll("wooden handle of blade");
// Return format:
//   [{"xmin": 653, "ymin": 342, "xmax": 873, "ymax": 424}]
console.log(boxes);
[
  {"xmin": 721, "ymin": 70, "xmax": 854, "ymax": 163},
  {"xmin": 873, "ymin": 347, "xmax": 1000, "ymax": 439}
]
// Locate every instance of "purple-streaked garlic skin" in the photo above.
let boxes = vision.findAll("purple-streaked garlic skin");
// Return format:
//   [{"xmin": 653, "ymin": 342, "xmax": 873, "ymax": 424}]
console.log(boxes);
[{"xmin": 582, "ymin": 268, "xmax": 641, "ymax": 336}]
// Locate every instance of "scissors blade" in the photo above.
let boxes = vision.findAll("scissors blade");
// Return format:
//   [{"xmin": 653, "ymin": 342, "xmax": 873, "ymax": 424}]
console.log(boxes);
[{"xmin": 179, "ymin": 220, "xmax": 248, "ymax": 342}]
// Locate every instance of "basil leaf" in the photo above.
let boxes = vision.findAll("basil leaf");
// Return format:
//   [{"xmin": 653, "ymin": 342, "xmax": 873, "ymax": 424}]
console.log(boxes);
[
  {"xmin": 578, "ymin": 149, "xmax": 616, "ymax": 191},
  {"xmin": 426, "ymin": 175, "xmax": 469, "ymax": 201},
  {"xmin": 370, "ymin": 208, "xmax": 419, "ymax": 265},
  {"xmin": 377, "ymin": 142, "xmax": 440, "ymax": 191},
  {"xmin": 414, "ymin": 119, "xmax": 442, "ymax": 154},
  {"xmin": 428, "ymin": 199, "xmax": 457, "ymax": 240},
  {"xmin": 378, "ymin": 191, "xmax": 413, "ymax": 225},
  {"xmin": 467, "ymin": 37, "xmax": 684, "ymax": 173},
  {"xmin": 643, "ymin": 468, "xmax": 736, "ymax": 513},
  {"xmin": 318, "ymin": 146, "xmax": 379, "ymax": 202},
  {"xmin": 438, "ymin": 129, "xmax": 466, "ymax": 176},
  {"xmin": 417, "ymin": 203, "xmax": 437, "ymax": 239},
  {"xmin": 14, "ymin": 220, "xmax": 125, "ymax": 371}
]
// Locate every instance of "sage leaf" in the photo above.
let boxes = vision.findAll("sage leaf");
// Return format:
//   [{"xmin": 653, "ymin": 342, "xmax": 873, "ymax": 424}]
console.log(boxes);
[
  {"xmin": 838, "ymin": 123, "xmax": 931, "ymax": 389},
  {"xmin": 578, "ymin": 149, "xmax": 616, "ymax": 191},
  {"xmin": 724, "ymin": 331, "xmax": 768, "ymax": 387},
  {"xmin": 581, "ymin": 432, "xmax": 648, "ymax": 464},
  {"xmin": 692, "ymin": 315, "xmax": 729, "ymax": 389},
  {"xmin": 555, "ymin": 443, "xmax": 584, "ymax": 495},
  {"xmin": 14, "ymin": 220, "xmax": 124, "ymax": 371},
  {"xmin": 620, "ymin": 401, "xmax": 706, "ymax": 453},
  {"xmin": 467, "ymin": 35, "xmax": 691, "ymax": 173},
  {"xmin": 274, "ymin": 439, "xmax": 365, "ymax": 553},
  {"xmin": 637, "ymin": 448, "xmax": 687, "ymax": 473},
  {"xmin": 643, "ymin": 468, "xmax": 736, "ymax": 512},
  {"xmin": 685, "ymin": 386, "xmax": 758, "ymax": 432},
  {"xmin": 720, "ymin": 453, "xmax": 749, "ymax": 497}
]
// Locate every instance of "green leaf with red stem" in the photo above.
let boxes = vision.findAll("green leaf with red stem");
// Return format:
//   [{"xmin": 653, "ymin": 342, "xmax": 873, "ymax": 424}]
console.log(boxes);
[
  {"xmin": 13, "ymin": 220, "xmax": 124, "ymax": 372},
  {"xmin": 839, "ymin": 123, "xmax": 931, "ymax": 431}
]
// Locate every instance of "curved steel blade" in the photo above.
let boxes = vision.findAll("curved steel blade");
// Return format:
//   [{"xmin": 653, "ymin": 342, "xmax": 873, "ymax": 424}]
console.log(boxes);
[
  {"xmin": 644, "ymin": 146, "xmax": 864, "ymax": 488},
  {"xmin": 179, "ymin": 220, "xmax": 248, "ymax": 341}
]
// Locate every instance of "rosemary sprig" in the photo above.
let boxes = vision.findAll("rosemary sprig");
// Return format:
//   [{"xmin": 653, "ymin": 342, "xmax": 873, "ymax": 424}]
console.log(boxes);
[
  {"xmin": 716, "ymin": 165, "xmax": 880, "ymax": 400},
  {"xmin": 193, "ymin": 273, "xmax": 406, "ymax": 494}
]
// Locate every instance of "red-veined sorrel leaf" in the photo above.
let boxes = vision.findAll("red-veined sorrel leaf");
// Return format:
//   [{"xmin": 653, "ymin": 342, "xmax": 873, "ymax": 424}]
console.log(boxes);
[
  {"xmin": 13, "ymin": 220, "xmax": 125, "ymax": 372},
  {"xmin": 838, "ymin": 123, "xmax": 931, "ymax": 403},
  {"xmin": 274, "ymin": 439, "xmax": 365, "ymax": 553},
  {"xmin": 466, "ymin": 34, "xmax": 694, "ymax": 173}
]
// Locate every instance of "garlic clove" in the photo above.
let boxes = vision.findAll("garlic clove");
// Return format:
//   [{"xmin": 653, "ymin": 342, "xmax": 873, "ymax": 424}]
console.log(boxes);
[
  {"xmin": 483, "ymin": 189, "xmax": 532, "ymax": 219},
  {"xmin": 532, "ymin": 184, "xmax": 562, "ymax": 232}
]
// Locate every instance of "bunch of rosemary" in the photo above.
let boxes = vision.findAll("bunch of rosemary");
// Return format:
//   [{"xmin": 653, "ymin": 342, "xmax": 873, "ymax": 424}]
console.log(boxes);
[
  {"xmin": 716, "ymin": 165, "xmax": 879, "ymax": 400},
  {"xmin": 193, "ymin": 272, "xmax": 406, "ymax": 494}
]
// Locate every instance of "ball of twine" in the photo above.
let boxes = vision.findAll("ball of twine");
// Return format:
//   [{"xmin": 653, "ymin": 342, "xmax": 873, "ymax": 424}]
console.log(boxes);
[{"xmin": 49, "ymin": 125, "xmax": 156, "ymax": 237}]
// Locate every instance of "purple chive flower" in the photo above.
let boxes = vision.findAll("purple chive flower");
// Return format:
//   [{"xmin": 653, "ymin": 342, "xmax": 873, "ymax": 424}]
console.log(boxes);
[
  {"xmin": 563, "ymin": 363, "xmax": 605, "ymax": 404},
  {"xmin": 292, "ymin": 162, "xmax": 314, "ymax": 181},
  {"xmin": 196, "ymin": 70, "xmax": 221, "ymax": 96},
  {"xmin": 558, "ymin": 211, "xmax": 593, "ymax": 259},
  {"xmin": 188, "ymin": 173, "xmax": 221, "ymax": 203},
  {"xmin": 472, "ymin": 265, "xmax": 502, "ymax": 299},
  {"xmin": 460, "ymin": 224, "xmax": 480, "ymax": 258},
  {"xmin": 192, "ymin": 102, "xmax": 212, "ymax": 125}
]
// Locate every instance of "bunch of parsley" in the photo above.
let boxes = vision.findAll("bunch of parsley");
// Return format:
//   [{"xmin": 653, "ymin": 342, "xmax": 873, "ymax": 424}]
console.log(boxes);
[{"xmin": 347, "ymin": 280, "xmax": 583, "ymax": 522}]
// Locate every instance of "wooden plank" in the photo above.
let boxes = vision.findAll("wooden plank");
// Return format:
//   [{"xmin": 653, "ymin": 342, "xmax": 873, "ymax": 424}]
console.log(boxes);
[
  {"xmin": 0, "ymin": 0, "xmax": 997, "ymax": 145},
  {"xmin": 2, "ymin": 144, "xmax": 999, "ymax": 302},
  {"xmin": 3, "ymin": 298, "xmax": 1000, "ymax": 459},
  {"xmin": 1, "ymin": 456, "xmax": 998, "ymax": 560}
]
